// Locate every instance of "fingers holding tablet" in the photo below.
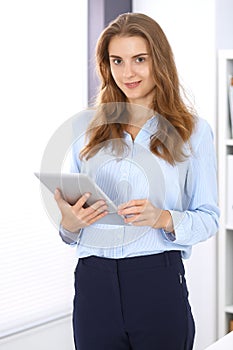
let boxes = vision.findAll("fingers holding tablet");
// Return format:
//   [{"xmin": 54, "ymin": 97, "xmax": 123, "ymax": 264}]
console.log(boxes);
[
  {"xmin": 35, "ymin": 172, "xmax": 127, "ymax": 226},
  {"xmin": 54, "ymin": 188, "xmax": 109, "ymax": 232}
]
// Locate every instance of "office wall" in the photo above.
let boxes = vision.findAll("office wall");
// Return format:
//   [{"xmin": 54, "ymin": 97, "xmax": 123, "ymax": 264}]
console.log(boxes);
[
  {"xmin": 133, "ymin": 1, "xmax": 216, "ymax": 350},
  {"xmin": 0, "ymin": 0, "xmax": 87, "ymax": 349},
  {"xmin": 0, "ymin": 317, "xmax": 75, "ymax": 350},
  {"xmin": 216, "ymin": 0, "xmax": 233, "ymax": 49}
]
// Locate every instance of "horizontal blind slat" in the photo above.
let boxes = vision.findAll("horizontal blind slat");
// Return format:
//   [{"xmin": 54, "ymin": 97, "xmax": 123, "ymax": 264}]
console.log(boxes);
[{"xmin": 0, "ymin": 214, "xmax": 77, "ymax": 337}]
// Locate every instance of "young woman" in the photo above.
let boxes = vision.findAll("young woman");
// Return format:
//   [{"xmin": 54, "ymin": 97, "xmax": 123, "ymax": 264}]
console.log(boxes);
[{"xmin": 54, "ymin": 13, "xmax": 219, "ymax": 350}]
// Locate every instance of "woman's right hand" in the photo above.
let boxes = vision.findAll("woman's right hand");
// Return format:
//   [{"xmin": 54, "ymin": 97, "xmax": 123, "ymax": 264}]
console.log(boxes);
[{"xmin": 54, "ymin": 189, "xmax": 108, "ymax": 232}]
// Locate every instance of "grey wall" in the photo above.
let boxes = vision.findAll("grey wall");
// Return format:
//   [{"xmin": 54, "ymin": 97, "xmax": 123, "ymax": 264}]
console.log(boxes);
[{"xmin": 88, "ymin": 0, "xmax": 132, "ymax": 105}]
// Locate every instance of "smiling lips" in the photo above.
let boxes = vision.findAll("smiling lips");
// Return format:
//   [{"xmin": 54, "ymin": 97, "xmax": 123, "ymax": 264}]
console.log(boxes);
[{"xmin": 124, "ymin": 80, "xmax": 142, "ymax": 89}]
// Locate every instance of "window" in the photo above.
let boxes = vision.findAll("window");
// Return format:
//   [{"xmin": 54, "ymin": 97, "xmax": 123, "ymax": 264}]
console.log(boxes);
[{"xmin": 0, "ymin": 0, "xmax": 88, "ymax": 337}]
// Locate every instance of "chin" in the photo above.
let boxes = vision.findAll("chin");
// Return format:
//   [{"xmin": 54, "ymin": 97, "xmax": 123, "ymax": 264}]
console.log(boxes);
[{"xmin": 125, "ymin": 93, "xmax": 142, "ymax": 101}]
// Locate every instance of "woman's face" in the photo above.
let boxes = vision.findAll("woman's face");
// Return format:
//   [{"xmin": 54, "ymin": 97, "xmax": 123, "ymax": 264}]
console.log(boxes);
[{"xmin": 108, "ymin": 35, "xmax": 156, "ymax": 108}]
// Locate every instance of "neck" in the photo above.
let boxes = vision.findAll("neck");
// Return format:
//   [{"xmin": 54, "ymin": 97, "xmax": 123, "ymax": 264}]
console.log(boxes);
[{"xmin": 126, "ymin": 104, "xmax": 154, "ymax": 128}]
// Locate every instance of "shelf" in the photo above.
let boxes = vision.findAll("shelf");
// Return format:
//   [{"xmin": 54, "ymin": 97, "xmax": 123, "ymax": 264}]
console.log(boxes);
[
  {"xmin": 225, "ymin": 305, "xmax": 233, "ymax": 314},
  {"xmin": 226, "ymin": 139, "xmax": 233, "ymax": 146},
  {"xmin": 218, "ymin": 50, "xmax": 233, "ymax": 338}
]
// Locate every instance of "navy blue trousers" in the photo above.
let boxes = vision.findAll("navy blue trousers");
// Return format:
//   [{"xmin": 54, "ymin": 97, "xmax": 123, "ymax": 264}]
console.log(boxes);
[{"xmin": 73, "ymin": 251, "xmax": 195, "ymax": 350}]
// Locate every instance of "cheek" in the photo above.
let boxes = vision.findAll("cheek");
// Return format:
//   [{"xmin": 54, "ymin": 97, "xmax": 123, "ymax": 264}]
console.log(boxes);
[
  {"xmin": 141, "ymin": 66, "xmax": 152, "ymax": 78},
  {"xmin": 111, "ymin": 72, "xmax": 125, "ymax": 92},
  {"xmin": 110, "ymin": 67, "xmax": 120, "ymax": 83},
  {"xmin": 131, "ymin": 65, "xmax": 151, "ymax": 81},
  {"xmin": 144, "ymin": 68, "xmax": 156, "ymax": 87}
]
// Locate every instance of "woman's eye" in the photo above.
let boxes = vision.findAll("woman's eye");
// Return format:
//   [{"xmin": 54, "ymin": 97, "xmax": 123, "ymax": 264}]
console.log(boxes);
[
  {"xmin": 113, "ymin": 59, "xmax": 122, "ymax": 65},
  {"xmin": 136, "ymin": 57, "xmax": 145, "ymax": 63}
]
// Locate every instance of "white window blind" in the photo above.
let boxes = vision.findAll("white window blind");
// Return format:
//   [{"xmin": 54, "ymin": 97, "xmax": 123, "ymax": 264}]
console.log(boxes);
[{"xmin": 0, "ymin": 0, "xmax": 87, "ymax": 338}]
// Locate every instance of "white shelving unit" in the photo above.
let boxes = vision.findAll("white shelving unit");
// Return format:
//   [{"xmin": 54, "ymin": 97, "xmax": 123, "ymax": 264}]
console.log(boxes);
[{"xmin": 217, "ymin": 50, "xmax": 233, "ymax": 337}]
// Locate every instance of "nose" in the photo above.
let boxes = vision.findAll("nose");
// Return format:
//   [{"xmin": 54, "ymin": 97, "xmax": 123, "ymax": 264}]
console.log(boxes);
[{"xmin": 123, "ymin": 62, "xmax": 136, "ymax": 79}]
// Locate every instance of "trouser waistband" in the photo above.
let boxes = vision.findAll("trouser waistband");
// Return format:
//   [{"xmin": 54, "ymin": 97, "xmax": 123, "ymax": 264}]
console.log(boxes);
[{"xmin": 79, "ymin": 250, "xmax": 182, "ymax": 272}]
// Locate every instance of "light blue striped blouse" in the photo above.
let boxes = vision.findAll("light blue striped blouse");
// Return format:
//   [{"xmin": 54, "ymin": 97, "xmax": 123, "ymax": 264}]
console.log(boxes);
[{"xmin": 59, "ymin": 110, "xmax": 220, "ymax": 259}]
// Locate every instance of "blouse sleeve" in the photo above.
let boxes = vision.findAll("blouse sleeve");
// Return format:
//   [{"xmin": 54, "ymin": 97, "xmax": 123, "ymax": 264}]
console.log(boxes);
[
  {"xmin": 59, "ymin": 224, "xmax": 81, "ymax": 246},
  {"xmin": 163, "ymin": 120, "xmax": 220, "ymax": 246}
]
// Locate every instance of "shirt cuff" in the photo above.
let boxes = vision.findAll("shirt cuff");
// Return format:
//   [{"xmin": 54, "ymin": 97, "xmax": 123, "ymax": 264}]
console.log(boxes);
[
  {"xmin": 59, "ymin": 224, "xmax": 82, "ymax": 245},
  {"xmin": 162, "ymin": 229, "xmax": 176, "ymax": 242},
  {"xmin": 162, "ymin": 210, "xmax": 186, "ymax": 243}
]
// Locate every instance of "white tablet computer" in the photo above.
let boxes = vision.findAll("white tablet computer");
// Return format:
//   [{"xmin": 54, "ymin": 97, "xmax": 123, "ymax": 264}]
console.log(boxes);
[{"xmin": 34, "ymin": 172, "xmax": 126, "ymax": 225}]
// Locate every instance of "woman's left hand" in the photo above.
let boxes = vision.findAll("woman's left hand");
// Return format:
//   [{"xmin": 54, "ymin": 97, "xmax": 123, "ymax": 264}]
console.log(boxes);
[{"xmin": 117, "ymin": 199, "xmax": 173, "ymax": 230}]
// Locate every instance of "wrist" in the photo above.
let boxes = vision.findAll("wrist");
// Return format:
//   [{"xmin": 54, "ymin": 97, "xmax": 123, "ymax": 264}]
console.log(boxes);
[
  {"xmin": 61, "ymin": 221, "xmax": 81, "ymax": 234},
  {"xmin": 161, "ymin": 210, "xmax": 174, "ymax": 232}
]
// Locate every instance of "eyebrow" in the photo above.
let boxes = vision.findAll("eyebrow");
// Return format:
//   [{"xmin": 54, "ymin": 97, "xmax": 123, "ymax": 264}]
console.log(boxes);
[{"xmin": 109, "ymin": 53, "xmax": 149, "ymax": 59}]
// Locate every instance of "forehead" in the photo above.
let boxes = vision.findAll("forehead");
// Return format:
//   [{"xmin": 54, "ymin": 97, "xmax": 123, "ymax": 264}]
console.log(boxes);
[{"xmin": 108, "ymin": 36, "xmax": 149, "ymax": 56}]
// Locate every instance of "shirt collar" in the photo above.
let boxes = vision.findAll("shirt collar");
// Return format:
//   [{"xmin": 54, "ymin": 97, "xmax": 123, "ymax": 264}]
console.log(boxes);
[{"xmin": 141, "ymin": 114, "xmax": 158, "ymax": 135}]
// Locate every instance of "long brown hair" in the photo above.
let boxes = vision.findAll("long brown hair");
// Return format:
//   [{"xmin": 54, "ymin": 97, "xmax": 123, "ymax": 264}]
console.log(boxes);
[{"xmin": 81, "ymin": 13, "xmax": 196, "ymax": 165}]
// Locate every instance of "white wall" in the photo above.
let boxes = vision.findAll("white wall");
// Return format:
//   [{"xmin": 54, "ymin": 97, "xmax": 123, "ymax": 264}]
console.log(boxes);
[
  {"xmin": 216, "ymin": 0, "xmax": 233, "ymax": 49},
  {"xmin": 133, "ymin": 1, "xmax": 217, "ymax": 349},
  {"xmin": 0, "ymin": 317, "xmax": 75, "ymax": 350},
  {"xmin": 0, "ymin": 0, "xmax": 87, "ymax": 349}
]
